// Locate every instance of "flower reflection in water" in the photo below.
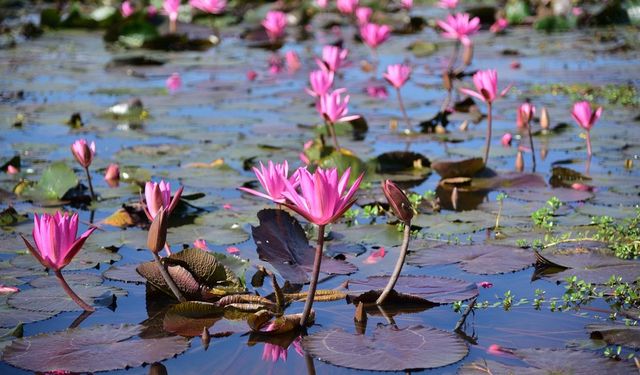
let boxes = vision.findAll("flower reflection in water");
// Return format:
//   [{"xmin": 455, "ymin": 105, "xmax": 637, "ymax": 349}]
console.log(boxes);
[{"xmin": 261, "ymin": 336, "xmax": 304, "ymax": 363}]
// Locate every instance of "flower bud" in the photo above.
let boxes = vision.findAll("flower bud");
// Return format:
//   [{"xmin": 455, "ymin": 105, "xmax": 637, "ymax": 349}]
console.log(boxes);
[
  {"xmin": 462, "ymin": 43, "xmax": 473, "ymax": 66},
  {"xmin": 515, "ymin": 151, "xmax": 524, "ymax": 172},
  {"xmin": 71, "ymin": 139, "xmax": 96, "ymax": 169},
  {"xmin": 540, "ymin": 107, "xmax": 550, "ymax": 130},
  {"xmin": 382, "ymin": 180, "xmax": 414, "ymax": 223},
  {"xmin": 147, "ymin": 207, "xmax": 168, "ymax": 254}
]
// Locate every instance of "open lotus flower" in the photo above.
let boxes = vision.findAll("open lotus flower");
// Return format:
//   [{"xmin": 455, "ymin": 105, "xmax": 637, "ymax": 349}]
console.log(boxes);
[
  {"xmin": 360, "ymin": 23, "xmax": 391, "ymax": 49},
  {"xmin": 571, "ymin": 101, "xmax": 602, "ymax": 157},
  {"xmin": 318, "ymin": 45, "xmax": 348, "ymax": 72},
  {"xmin": 121, "ymin": 1, "xmax": 135, "ymax": 17},
  {"xmin": 318, "ymin": 88, "xmax": 360, "ymax": 124},
  {"xmin": 282, "ymin": 166, "xmax": 363, "ymax": 226},
  {"xmin": 189, "ymin": 0, "xmax": 226, "ymax": 14},
  {"xmin": 337, "ymin": 0, "xmax": 359, "ymax": 15},
  {"xmin": 238, "ymin": 160, "xmax": 299, "ymax": 203},
  {"xmin": 306, "ymin": 68, "xmax": 334, "ymax": 97},
  {"xmin": 262, "ymin": 10, "xmax": 287, "ymax": 41},
  {"xmin": 71, "ymin": 139, "xmax": 95, "ymax": 169},
  {"xmin": 438, "ymin": 0, "xmax": 458, "ymax": 9},
  {"xmin": 144, "ymin": 180, "xmax": 184, "ymax": 221},
  {"xmin": 355, "ymin": 7, "xmax": 372, "ymax": 25},
  {"xmin": 21, "ymin": 212, "xmax": 97, "ymax": 311},
  {"xmin": 437, "ymin": 13, "xmax": 480, "ymax": 46},
  {"xmin": 383, "ymin": 64, "xmax": 411, "ymax": 89},
  {"xmin": 460, "ymin": 69, "xmax": 511, "ymax": 104}
]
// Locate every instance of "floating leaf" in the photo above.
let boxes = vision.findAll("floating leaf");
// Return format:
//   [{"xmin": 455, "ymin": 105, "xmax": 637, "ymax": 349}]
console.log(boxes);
[
  {"xmin": 408, "ymin": 244, "xmax": 536, "ymax": 274},
  {"xmin": 29, "ymin": 273, "xmax": 103, "ymax": 288},
  {"xmin": 284, "ymin": 290, "xmax": 347, "ymax": 302},
  {"xmin": 7, "ymin": 285, "xmax": 126, "ymax": 312},
  {"xmin": 163, "ymin": 301, "xmax": 224, "ymax": 337},
  {"xmin": 22, "ymin": 162, "xmax": 78, "ymax": 201},
  {"xmin": 535, "ymin": 242, "xmax": 640, "ymax": 283},
  {"xmin": 506, "ymin": 187, "xmax": 593, "ymax": 203},
  {"xmin": 2, "ymin": 324, "xmax": 189, "ymax": 373},
  {"xmin": 431, "ymin": 158, "xmax": 485, "ymax": 179},
  {"xmin": 0, "ymin": 298, "xmax": 58, "ymax": 328},
  {"xmin": 587, "ymin": 324, "xmax": 640, "ymax": 349},
  {"xmin": 460, "ymin": 348, "xmax": 637, "ymax": 374},
  {"xmin": 346, "ymin": 275, "xmax": 478, "ymax": 305},
  {"xmin": 303, "ymin": 325, "xmax": 468, "ymax": 371},
  {"xmin": 252, "ymin": 209, "xmax": 357, "ymax": 284},
  {"xmin": 103, "ymin": 263, "xmax": 146, "ymax": 284},
  {"xmin": 0, "ymin": 207, "xmax": 26, "ymax": 227}
]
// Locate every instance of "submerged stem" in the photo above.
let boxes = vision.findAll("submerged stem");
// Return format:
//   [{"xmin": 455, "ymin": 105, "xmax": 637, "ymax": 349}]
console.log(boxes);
[
  {"xmin": 84, "ymin": 166, "xmax": 96, "ymax": 201},
  {"xmin": 55, "ymin": 269, "xmax": 95, "ymax": 312},
  {"xmin": 396, "ymin": 88, "xmax": 413, "ymax": 133},
  {"xmin": 483, "ymin": 102, "xmax": 493, "ymax": 165},
  {"xmin": 527, "ymin": 123, "xmax": 537, "ymax": 172},
  {"xmin": 300, "ymin": 224, "xmax": 325, "ymax": 327},
  {"xmin": 376, "ymin": 222, "xmax": 411, "ymax": 305},
  {"xmin": 152, "ymin": 252, "xmax": 186, "ymax": 302}
]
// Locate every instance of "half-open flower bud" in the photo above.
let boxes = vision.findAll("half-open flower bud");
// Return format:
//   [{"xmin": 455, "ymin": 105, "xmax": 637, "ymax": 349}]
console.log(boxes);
[
  {"xmin": 382, "ymin": 180, "xmax": 414, "ymax": 223},
  {"xmin": 147, "ymin": 207, "xmax": 168, "ymax": 254}
]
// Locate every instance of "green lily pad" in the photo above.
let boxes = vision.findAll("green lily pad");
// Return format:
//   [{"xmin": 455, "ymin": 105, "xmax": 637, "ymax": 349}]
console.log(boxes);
[{"xmin": 22, "ymin": 162, "xmax": 78, "ymax": 201}]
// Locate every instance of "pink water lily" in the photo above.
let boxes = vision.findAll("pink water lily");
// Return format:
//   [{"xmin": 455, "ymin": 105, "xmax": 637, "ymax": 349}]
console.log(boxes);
[
  {"xmin": 121, "ymin": 1, "xmax": 135, "ymax": 17},
  {"xmin": 104, "ymin": 163, "xmax": 120, "ymax": 181},
  {"xmin": 318, "ymin": 88, "xmax": 360, "ymax": 124},
  {"xmin": 163, "ymin": 0, "xmax": 180, "ymax": 33},
  {"xmin": 318, "ymin": 45, "xmax": 348, "ymax": 72},
  {"xmin": 401, "ymin": 0, "xmax": 413, "ymax": 10},
  {"xmin": 22, "ymin": 212, "xmax": 96, "ymax": 272},
  {"xmin": 384, "ymin": 64, "xmax": 411, "ymax": 89},
  {"xmin": 460, "ymin": 69, "xmax": 510, "ymax": 104},
  {"xmin": 282, "ymin": 167, "xmax": 363, "ymax": 226},
  {"xmin": 360, "ymin": 23, "xmax": 391, "ymax": 49},
  {"xmin": 355, "ymin": 7, "xmax": 372, "ymax": 25},
  {"xmin": 194, "ymin": 239, "xmax": 209, "ymax": 250},
  {"xmin": 262, "ymin": 10, "xmax": 287, "ymax": 41},
  {"xmin": 238, "ymin": 160, "xmax": 299, "ymax": 203},
  {"xmin": 144, "ymin": 180, "xmax": 184, "ymax": 220},
  {"xmin": 316, "ymin": 0, "xmax": 328, "ymax": 8},
  {"xmin": 246, "ymin": 70, "xmax": 258, "ymax": 81},
  {"xmin": 366, "ymin": 85, "xmax": 388, "ymax": 99},
  {"xmin": 189, "ymin": 0, "xmax": 226, "ymax": 14},
  {"xmin": 516, "ymin": 102, "xmax": 535, "ymax": 128},
  {"xmin": 490, "ymin": 17, "xmax": 508, "ymax": 33},
  {"xmin": 501, "ymin": 133, "xmax": 512, "ymax": 147},
  {"xmin": 285, "ymin": 51, "xmax": 301, "ymax": 72},
  {"xmin": 437, "ymin": 13, "xmax": 480, "ymax": 46},
  {"xmin": 7, "ymin": 165, "xmax": 19, "ymax": 174},
  {"xmin": 306, "ymin": 68, "xmax": 334, "ymax": 97},
  {"xmin": 71, "ymin": 139, "xmax": 95, "ymax": 168},
  {"xmin": 571, "ymin": 101, "xmax": 602, "ymax": 157},
  {"xmin": 337, "ymin": 0, "xmax": 359, "ymax": 15},
  {"xmin": 364, "ymin": 247, "xmax": 386, "ymax": 264},
  {"xmin": 166, "ymin": 72, "xmax": 182, "ymax": 93},
  {"xmin": 438, "ymin": 0, "xmax": 458, "ymax": 9}
]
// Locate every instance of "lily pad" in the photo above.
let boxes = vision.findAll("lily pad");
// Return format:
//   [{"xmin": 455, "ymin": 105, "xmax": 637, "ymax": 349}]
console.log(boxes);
[
  {"xmin": 302, "ymin": 325, "xmax": 468, "ymax": 371},
  {"xmin": 460, "ymin": 348, "xmax": 637, "ymax": 374},
  {"xmin": 2, "ymin": 324, "xmax": 190, "ymax": 373},
  {"xmin": 431, "ymin": 158, "xmax": 485, "ymax": 179},
  {"xmin": 103, "ymin": 263, "xmax": 146, "ymax": 284},
  {"xmin": 346, "ymin": 275, "xmax": 478, "ymax": 305},
  {"xmin": 7, "ymin": 284, "xmax": 126, "ymax": 312},
  {"xmin": 0, "ymin": 298, "xmax": 58, "ymax": 328},
  {"xmin": 22, "ymin": 162, "xmax": 78, "ymax": 201},
  {"xmin": 587, "ymin": 324, "xmax": 640, "ymax": 349},
  {"xmin": 251, "ymin": 209, "xmax": 357, "ymax": 284},
  {"xmin": 163, "ymin": 301, "xmax": 224, "ymax": 337},
  {"xmin": 407, "ymin": 244, "xmax": 536, "ymax": 275}
]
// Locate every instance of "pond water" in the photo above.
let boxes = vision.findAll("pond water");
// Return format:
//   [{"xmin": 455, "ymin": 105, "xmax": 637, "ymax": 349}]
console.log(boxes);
[{"xmin": 1, "ymin": 2, "xmax": 639, "ymax": 374}]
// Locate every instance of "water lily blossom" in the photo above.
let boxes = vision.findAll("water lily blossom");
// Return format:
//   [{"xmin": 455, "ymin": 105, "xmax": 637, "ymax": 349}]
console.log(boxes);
[
  {"xmin": 364, "ymin": 247, "xmax": 386, "ymax": 264},
  {"xmin": 21, "ymin": 212, "xmax": 97, "ymax": 311},
  {"xmin": 194, "ymin": 239, "xmax": 209, "ymax": 250},
  {"xmin": 318, "ymin": 88, "xmax": 360, "ymax": 124},
  {"xmin": 285, "ymin": 51, "xmax": 301, "ymax": 72},
  {"xmin": 459, "ymin": 69, "xmax": 511, "ymax": 164},
  {"xmin": 189, "ymin": 0, "xmax": 226, "ymax": 14},
  {"xmin": 306, "ymin": 68, "xmax": 334, "ymax": 97},
  {"xmin": 360, "ymin": 23, "xmax": 391, "ymax": 50},
  {"xmin": 501, "ymin": 133, "xmax": 512, "ymax": 147},
  {"xmin": 384, "ymin": 64, "xmax": 413, "ymax": 131},
  {"xmin": 163, "ymin": 0, "xmax": 180, "ymax": 33},
  {"xmin": 437, "ymin": 13, "xmax": 480, "ymax": 46},
  {"xmin": 516, "ymin": 102, "xmax": 535, "ymax": 128},
  {"xmin": 366, "ymin": 85, "xmax": 388, "ymax": 99},
  {"xmin": 166, "ymin": 72, "xmax": 182, "ymax": 93},
  {"xmin": 318, "ymin": 45, "xmax": 348, "ymax": 72},
  {"xmin": 0, "ymin": 285, "xmax": 19, "ymax": 294},
  {"xmin": 316, "ymin": 0, "xmax": 328, "ymax": 8},
  {"xmin": 337, "ymin": 0, "xmax": 359, "ymax": 15},
  {"xmin": 144, "ymin": 180, "xmax": 184, "ymax": 221},
  {"xmin": 247, "ymin": 70, "xmax": 258, "ymax": 81},
  {"xmin": 490, "ymin": 17, "xmax": 508, "ymax": 33},
  {"xmin": 262, "ymin": 10, "xmax": 287, "ymax": 41},
  {"xmin": 71, "ymin": 139, "xmax": 97, "ymax": 200},
  {"xmin": 355, "ymin": 7, "xmax": 372, "ymax": 25},
  {"xmin": 238, "ymin": 160, "xmax": 299, "ymax": 203},
  {"xmin": 438, "ymin": 0, "xmax": 458, "ymax": 9},
  {"xmin": 400, "ymin": 0, "xmax": 413, "ymax": 10},
  {"xmin": 7, "ymin": 165, "xmax": 19, "ymax": 174},
  {"xmin": 571, "ymin": 101, "xmax": 602, "ymax": 157},
  {"xmin": 121, "ymin": 1, "xmax": 135, "ymax": 17}
]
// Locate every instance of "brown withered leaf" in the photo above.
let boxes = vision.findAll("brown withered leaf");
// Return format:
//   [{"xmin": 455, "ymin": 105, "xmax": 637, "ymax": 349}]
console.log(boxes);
[{"xmin": 284, "ymin": 290, "xmax": 347, "ymax": 302}]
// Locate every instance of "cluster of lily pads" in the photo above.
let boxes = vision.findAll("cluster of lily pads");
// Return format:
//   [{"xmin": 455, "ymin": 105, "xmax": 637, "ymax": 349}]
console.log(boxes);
[{"xmin": 1, "ymin": 0, "xmax": 639, "ymax": 374}]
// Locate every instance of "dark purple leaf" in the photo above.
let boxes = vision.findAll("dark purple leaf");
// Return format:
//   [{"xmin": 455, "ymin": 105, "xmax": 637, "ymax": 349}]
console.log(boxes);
[{"xmin": 251, "ymin": 209, "xmax": 357, "ymax": 284}]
